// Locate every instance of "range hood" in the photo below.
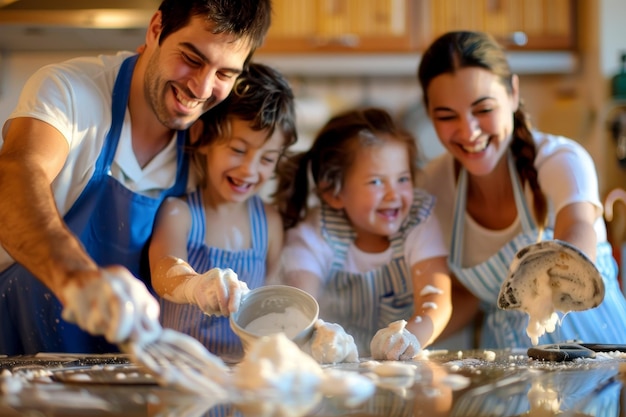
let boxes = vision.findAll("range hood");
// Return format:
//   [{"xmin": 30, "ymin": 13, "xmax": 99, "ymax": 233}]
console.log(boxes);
[{"xmin": 0, "ymin": 0, "xmax": 160, "ymax": 51}]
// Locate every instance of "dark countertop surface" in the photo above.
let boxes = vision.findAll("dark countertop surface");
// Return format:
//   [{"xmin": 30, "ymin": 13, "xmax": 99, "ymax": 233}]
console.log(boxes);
[{"xmin": 1, "ymin": 348, "xmax": 625, "ymax": 417}]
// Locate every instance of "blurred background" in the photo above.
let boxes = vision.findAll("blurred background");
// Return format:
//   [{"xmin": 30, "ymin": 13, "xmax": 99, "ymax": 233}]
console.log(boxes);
[{"xmin": 0, "ymin": 0, "xmax": 625, "ymax": 296}]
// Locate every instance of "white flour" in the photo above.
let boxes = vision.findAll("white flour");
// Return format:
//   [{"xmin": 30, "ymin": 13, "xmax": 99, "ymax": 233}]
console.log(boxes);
[{"xmin": 244, "ymin": 306, "xmax": 311, "ymax": 339}]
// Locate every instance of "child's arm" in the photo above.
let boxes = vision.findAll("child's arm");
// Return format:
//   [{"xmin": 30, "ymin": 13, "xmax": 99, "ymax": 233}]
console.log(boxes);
[
  {"xmin": 370, "ymin": 256, "xmax": 452, "ymax": 360},
  {"xmin": 149, "ymin": 197, "xmax": 194, "ymax": 298},
  {"xmin": 283, "ymin": 270, "xmax": 323, "ymax": 299},
  {"xmin": 149, "ymin": 197, "xmax": 248, "ymax": 316},
  {"xmin": 405, "ymin": 255, "xmax": 452, "ymax": 347},
  {"xmin": 264, "ymin": 204, "xmax": 284, "ymax": 285}
]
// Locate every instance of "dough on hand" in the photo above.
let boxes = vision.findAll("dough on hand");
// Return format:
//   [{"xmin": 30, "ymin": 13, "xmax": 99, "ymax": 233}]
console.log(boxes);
[
  {"xmin": 498, "ymin": 240, "xmax": 604, "ymax": 345},
  {"xmin": 370, "ymin": 320, "xmax": 420, "ymax": 361},
  {"xmin": 309, "ymin": 319, "xmax": 359, "ymax": 364}
]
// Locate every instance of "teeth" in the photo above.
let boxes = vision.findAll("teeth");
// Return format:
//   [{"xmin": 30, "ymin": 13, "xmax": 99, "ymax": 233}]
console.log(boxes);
[
  {"xmin": 230, "ymin": 178, "xmax": 249, "ymax": 188},
  {"xmin": 462, "ymin": 141, "xmax": 488, "ymax": 153},
  {"xmin": 175, "ymin": 90, "xmax": 202, "ymax": 109}
]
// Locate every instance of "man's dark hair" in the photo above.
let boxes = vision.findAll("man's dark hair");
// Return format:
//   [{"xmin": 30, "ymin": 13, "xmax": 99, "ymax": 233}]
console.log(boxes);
[{"xmin": 158, "ymin": 0, "xmax": 272, "ymax": 53}]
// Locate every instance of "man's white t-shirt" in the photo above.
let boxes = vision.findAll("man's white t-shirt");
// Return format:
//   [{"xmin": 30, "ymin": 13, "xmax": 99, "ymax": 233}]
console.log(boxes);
[{"xmin": 0, "ymin": 52, "xmax": 181, "ymax": 271}]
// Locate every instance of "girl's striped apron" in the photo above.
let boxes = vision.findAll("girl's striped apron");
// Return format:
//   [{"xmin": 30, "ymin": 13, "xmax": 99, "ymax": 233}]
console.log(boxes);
[
  {"xmin": 160, "ymin": 191, "xmax": 268, "ymax": 361},
  {"xmin": 319, "ymin": 189, "xmax": 434, "ymax": 355}
]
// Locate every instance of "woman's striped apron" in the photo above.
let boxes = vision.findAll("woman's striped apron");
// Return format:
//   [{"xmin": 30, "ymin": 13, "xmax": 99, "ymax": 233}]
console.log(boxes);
[{"xmin": 448, "ymin": 155, "xmax": 626, "ymax": 348}]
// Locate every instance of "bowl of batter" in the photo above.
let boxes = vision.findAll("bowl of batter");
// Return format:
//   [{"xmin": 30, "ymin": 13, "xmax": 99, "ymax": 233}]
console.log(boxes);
[{"xmin": 230, "ymin": 285, "xmax": 319, "ymax": 351}]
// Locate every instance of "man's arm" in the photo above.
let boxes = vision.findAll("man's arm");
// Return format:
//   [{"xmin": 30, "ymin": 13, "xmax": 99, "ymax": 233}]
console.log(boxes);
[{"xmin": 0, "ymin": 116, "xmax": 98, "ymax": 302}]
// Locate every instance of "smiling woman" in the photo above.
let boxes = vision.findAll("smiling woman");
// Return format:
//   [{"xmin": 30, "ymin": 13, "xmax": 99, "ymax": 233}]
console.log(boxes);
[{"xmin": 416, "ymin": 30, "xmax": 626, "ymax": 350}]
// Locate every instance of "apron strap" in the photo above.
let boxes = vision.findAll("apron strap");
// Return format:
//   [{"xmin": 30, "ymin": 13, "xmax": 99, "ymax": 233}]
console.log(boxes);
[
  {"xmin": 450, "ymin": 151, "xmax": 537, "ymax": 265},
  {"xmin": 96, "ymin": 54, "xmax": 138, "ymax": 174}
]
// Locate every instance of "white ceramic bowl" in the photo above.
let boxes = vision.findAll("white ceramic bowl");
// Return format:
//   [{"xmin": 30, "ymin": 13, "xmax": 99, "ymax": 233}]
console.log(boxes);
[{"xmin": 230, "ymin": 285, "xmax": 319, "ymax": 351}]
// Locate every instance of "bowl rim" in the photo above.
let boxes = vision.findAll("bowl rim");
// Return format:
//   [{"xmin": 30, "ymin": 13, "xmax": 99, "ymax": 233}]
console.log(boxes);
[{"xmin": 229, "ymin": 284, "xmax": 319, "ymax": 346}]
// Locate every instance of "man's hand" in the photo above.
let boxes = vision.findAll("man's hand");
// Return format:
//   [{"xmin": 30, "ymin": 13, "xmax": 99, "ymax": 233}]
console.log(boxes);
[{"xmin": 61, "ymin": 266, "xmax": 162, "ymax": 346}]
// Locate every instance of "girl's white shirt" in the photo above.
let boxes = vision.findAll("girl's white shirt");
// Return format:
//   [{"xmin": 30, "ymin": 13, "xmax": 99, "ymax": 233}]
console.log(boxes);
[{"xmin": 282, "ymin": 205, "xmax": 448, "ymax": 283}]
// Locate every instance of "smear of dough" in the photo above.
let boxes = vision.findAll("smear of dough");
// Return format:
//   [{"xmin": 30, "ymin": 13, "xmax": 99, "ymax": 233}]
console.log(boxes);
[
  {"xmin": 232, "ymin": 333, "xmax": 324, "ymax": 395},
  {"xmin": 420, "ymin": 285, "xmax": 444, "ymax": 296}
]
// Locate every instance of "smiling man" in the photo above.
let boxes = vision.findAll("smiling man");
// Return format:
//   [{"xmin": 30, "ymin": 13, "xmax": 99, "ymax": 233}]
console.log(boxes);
[{"xmin": 0, "ymin": 0, "xmax": 271, "ymax": 355}]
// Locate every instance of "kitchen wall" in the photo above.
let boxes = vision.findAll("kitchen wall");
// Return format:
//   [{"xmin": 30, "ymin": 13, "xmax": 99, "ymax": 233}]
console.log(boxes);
[{"xmin": 1, "ymin": 2, "xmax": 624, "ymax": 236}]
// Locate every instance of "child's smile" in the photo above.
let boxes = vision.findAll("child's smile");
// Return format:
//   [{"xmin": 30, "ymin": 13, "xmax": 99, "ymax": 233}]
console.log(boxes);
[{"xmin": 325, "ymin": 136, "xmax": 414, "ymax": 252}]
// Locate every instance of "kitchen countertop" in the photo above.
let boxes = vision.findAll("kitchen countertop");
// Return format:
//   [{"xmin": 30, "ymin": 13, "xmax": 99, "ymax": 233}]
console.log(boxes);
[{"xmin": 1, "ymin": 348, "xmax": 624, "ymax": 417}]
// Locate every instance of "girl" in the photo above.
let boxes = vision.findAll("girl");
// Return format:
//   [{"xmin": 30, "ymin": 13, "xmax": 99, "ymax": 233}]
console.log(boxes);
[
  {"xmin": 417, "ymin": 31, "xmax": 626, "ymax": 348},
  {"xmin": 274, "ymin": 107, "xmax": 452, "ymax": 359},
  {"xmin": 148, "ymin": 62, "xmax": 297, "ymax": 360}
]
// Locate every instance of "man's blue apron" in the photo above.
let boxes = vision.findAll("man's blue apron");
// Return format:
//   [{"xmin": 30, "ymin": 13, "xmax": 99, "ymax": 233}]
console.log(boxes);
[{"xmin": 0, "ymin": 55, "xmax": 189, "ymax": 355}]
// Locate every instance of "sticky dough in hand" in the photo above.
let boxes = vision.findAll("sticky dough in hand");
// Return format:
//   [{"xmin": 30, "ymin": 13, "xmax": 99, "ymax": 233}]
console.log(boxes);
[
  {"xmin": 498, "ymin": 240, "xmax": 605, "ymax": 345},
  {"xmin": 370, "ymin": 319, "xmax": 420, "ymax": 361},
  {"xmin": 309, "ymin": 319, "xmax": 359, "ymax": 364}
]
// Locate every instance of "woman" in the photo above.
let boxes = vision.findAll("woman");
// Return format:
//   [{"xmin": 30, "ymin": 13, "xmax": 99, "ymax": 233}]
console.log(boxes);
[{"xmin": 417, "ymin": 30, "xmax": 626, "ymax": 348}]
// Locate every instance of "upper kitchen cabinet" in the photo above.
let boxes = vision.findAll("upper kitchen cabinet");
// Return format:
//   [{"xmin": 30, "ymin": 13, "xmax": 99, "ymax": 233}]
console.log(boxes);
[
  {"xmin": 258, "ymin": 0, "xmax": 420, "ymax": 53},
  {"xmin": 259, "ymin": 0, "xmax": 577, "ymax": 54},
  {"xmin": 426, "ymin": 0, "xmax": 577, "ymax": 50}
]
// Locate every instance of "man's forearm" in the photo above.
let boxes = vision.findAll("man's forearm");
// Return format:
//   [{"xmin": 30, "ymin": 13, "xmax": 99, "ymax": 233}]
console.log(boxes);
[{"xmin": 0, "ymin": 156, "xmax": 96, "ymax": 299}]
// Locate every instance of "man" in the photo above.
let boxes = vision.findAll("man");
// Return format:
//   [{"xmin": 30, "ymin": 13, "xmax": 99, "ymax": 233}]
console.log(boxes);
[{"xmin": 0, "ymin": 0, "xmax": 271, "ymax": 355}]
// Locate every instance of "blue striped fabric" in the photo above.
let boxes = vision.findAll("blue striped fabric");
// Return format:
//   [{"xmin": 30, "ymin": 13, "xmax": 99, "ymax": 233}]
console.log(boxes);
[
  {"xmin": 319, "ymin": 189, "xmax": 435, "ymax": 354},
  {"xmin": 449, "ymin": 154, "xmax": 626, "ymax": 348},
  {"xmin": 160, "ymin": 189, "xmax": 268, "ymax": 360}
]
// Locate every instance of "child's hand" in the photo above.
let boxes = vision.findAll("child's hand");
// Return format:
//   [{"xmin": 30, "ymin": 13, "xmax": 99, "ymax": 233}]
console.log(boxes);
[
  {"xmin": 182, "ymin": 268, "xmax": 249, "ymax": 316},
  {"xmin": 370, "ymin": 319, "xmax": 421, "ymax": 361},
  {"xmin": 307, "ymin": 319, "xmax": 359, "ymax": 364}
]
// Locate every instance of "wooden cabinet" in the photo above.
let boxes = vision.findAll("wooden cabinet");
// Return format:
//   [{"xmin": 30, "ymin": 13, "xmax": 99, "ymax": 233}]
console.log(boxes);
[
  {"xmin": 259, "ymin": 0, "xmax": 419, "ymax": 53},
  {"xmin": 259, "ymin": 0, "xmax": 577, "ymax": 54},
  {"xmin": 425, "ymin": 0, "xmax": 577, "ymax": 50}
]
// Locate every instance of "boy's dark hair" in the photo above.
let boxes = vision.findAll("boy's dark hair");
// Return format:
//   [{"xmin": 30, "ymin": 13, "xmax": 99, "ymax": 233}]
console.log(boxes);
[
  {"xmin": 192, "ymin": 62, "xmax": 297, "ymax": 187},
  {"xmin": 274, "ymin": 107, "xmax": 418, "ymax": 230},
  {"xmin": 418, "ymin": 30, "xmax": 547, "ymax": 228},
  {"xmin": 158, "ymin": 0, "xmax": 272, "ymax": 55}
]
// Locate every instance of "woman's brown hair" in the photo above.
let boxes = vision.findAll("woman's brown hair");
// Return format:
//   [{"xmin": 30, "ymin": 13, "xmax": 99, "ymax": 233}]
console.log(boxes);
[{"xmin": 417, "ymin": 30, "xmax": 547, "ymax": 228}]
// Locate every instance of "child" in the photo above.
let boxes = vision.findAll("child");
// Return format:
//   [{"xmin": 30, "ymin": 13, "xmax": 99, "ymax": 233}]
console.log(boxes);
[
  {"xmin": 148, "ymin": 62, "xmax": 297, "ymax": 360},
  {"xmin": 274, "ymin": 107, "xmax": 452, "ymax": 359}
]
